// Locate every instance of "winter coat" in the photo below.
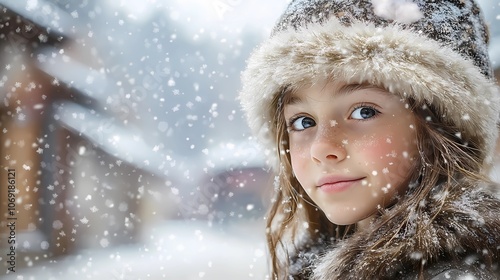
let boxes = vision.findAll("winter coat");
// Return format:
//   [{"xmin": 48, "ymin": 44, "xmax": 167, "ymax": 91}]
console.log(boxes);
[{"xmin": 289, "ymin": 179, "xmax": 500, "ymax": 279}]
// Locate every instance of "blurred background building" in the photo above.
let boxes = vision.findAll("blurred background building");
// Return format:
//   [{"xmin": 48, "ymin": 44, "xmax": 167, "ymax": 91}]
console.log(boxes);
[{"xmin": 0, "ymin": 0, "xmax": 498, "ymax": 279}]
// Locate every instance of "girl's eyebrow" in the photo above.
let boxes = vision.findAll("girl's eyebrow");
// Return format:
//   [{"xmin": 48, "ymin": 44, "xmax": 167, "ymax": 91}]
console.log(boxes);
[
  {"xmin": 282, "ymin": 83, "xmax": 389, "ymax": 106},
  {"xmin": 282, "ymin": 93, "xmax": 302, "ymax": 106},
  {"xmin": 338, "ymin": 84, "xmax": 389, "ymax": 96}
]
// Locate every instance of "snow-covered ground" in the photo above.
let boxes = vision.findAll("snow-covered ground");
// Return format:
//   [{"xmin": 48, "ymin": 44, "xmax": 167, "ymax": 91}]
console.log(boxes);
[{"xmin": 1, "ymin": 220, "xmax": 268, "ymax": 280}]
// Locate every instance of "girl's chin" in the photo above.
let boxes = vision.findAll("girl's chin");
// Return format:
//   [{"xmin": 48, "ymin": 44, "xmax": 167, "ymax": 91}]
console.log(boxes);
[{"xmin": 323, "ymin": 209, "xmax": 377, "ymax": 227}]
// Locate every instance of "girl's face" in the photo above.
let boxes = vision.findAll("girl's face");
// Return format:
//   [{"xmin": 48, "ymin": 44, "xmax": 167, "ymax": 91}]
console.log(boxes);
[{"xmin": 283, "ymin": 80, "xmax": 418, "ymax": 227}]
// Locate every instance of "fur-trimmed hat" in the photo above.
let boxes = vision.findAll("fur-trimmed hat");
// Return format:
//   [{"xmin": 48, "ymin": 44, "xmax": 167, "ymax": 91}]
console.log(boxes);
[{"xmin": 239, "ymin": 0, "xmax": 500, "ymax": 167}]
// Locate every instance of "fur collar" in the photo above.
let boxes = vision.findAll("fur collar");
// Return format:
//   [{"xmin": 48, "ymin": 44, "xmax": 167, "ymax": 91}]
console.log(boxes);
[{"xmin": 297, "ymin": 180, "xmax": 500, "ymax": 279}]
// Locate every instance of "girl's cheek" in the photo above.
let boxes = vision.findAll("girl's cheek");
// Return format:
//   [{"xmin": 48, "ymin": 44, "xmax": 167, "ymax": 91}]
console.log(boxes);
[
  {"xmin": 289, "ymin": 138, "xmax": 312, "ymax": 186},
  {"xmin": 289, "ymin": 143, "xmax": 309, "ymax": 170},
  {"xmin": 354, "ymin": 134, "xmax": 411, "ymax": 167},
  {"xmin": 353, "ymin": 134, "xmax": 391, "ymax": 155},
  {"xmin": 289, "ymin": 134, "xmax": 313, "ymax": 158}
]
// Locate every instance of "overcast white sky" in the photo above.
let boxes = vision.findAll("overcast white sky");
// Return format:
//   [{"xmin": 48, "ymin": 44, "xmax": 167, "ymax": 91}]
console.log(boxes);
[{"xmin": 106, "ymin": 0, "xmax": 290, "ymax": 37}]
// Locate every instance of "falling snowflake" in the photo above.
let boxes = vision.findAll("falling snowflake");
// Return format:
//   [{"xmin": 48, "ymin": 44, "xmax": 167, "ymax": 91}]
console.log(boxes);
[{"xmin": 100, "ymin": 238, "xmax": 109, "ymax": 248}]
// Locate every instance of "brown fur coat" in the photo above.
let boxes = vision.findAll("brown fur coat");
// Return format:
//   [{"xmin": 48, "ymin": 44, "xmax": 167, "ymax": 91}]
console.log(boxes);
[{"xmin": 289, "ymin": 179, "xmax": 500, "ymax": 279}]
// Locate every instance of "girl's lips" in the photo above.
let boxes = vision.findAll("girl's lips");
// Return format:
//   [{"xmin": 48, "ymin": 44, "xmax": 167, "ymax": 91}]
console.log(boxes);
[{"xmin": 317, "ymin": 176, "xmax": 365, "ymax": 193}]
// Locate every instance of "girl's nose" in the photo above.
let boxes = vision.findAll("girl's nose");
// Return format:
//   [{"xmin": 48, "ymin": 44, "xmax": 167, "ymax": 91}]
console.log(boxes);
[{"xmin": 310, "ymin": 128, "xmax": 347, "ymax": 164}]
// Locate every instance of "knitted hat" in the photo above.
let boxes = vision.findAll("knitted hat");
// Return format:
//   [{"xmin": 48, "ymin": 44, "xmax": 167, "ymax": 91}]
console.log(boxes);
[{"xmin": 239, "ymin": 0, "xmax": 500, "ymax": 167}]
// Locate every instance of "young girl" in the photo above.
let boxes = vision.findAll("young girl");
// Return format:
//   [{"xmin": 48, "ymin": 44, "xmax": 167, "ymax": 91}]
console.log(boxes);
[{"xmin": 239, "ymin": 0, "xmax": 500, "ymax": 279}]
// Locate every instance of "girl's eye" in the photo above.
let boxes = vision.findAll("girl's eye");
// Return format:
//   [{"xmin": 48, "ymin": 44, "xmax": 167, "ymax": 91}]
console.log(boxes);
[
  {"xmin": 350, "ymin": 106, "xmax": 379, "ymax": 120},
  {"xmin": 290, "ymin": 116, "xmax": 316, "ymax": 131}
]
